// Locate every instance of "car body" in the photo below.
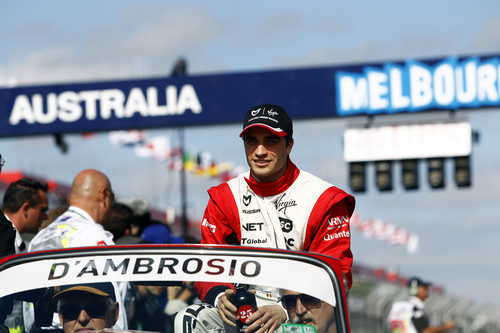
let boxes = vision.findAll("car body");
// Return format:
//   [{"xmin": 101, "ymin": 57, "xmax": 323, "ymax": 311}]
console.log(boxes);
[{"xmin": 0, "ymin": 244, "xmax": 350, "ymax": 333}]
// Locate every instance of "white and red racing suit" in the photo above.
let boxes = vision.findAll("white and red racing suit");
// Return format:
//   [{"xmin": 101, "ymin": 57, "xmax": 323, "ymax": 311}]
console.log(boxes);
[{"xmin": 195, "ymin": 160, "xmax": 355, "ymax": 306}]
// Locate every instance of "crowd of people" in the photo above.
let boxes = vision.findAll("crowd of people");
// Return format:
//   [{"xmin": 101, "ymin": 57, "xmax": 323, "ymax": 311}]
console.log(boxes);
[{"xmin": 0, "ymin": 103, "xmax": 450, "ymax": 333}]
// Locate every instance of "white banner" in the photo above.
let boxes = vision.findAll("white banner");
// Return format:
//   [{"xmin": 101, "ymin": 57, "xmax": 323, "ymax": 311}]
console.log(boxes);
[
  {"xmin": 0, "ymin": 251, "xmax": 338, "ymax": 306},
  {"xmin": 344, "ymin": 122, "xmax": 472, "ymax": 161}
]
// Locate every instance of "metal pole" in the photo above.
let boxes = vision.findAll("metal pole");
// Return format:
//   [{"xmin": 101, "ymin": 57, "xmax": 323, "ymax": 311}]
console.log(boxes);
[{"xmin": 179, "ymin": 127, "xmax": 188, "ymax": 238}]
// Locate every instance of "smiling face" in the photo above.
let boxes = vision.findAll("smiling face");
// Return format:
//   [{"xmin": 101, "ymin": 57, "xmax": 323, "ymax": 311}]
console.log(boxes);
[
  {"xmin": 243, "ymin": 127, "xmax": 293, "ymax": 183},
  {"xmin": 57, "ymin": 293, "xmax": 118, "ymax": 333}
]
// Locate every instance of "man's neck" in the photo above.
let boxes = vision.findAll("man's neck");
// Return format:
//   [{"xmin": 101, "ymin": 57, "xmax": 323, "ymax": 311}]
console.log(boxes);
[{"xmin": 69, "ymin": 204, "xmax": 99, "ymax": 224}]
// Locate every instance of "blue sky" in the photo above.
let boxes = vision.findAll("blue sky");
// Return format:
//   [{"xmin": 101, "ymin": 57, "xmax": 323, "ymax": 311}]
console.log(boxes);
[{"xmin": 1, "ymin": 0, "xmax": 500, "ymax": 306}]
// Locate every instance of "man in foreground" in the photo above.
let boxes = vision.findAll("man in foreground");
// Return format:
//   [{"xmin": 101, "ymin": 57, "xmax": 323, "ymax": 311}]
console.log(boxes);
[
  {"xmin": 281, "ymin": 290, "xmax": 336, "ymax": 333},
  {"xmin": 54, "ymin": 283, "xmax": 119, "ymax": 333},
  {"xmin": 190, "ymin": 104, "xmax": 355, "ymax": 332}
]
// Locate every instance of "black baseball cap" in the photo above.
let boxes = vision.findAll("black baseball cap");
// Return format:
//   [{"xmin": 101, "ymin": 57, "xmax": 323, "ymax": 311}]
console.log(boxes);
[
  {"xmin": 239, "ymin": 104, "xmax": 293, "ymax": 138},
  {"xmin": 53, "ymin": 282, "xmax": 116, "ymax": 301},
  {"xmin": 407, "ymin": 277, "xmax": 431, "ymax": 288}
]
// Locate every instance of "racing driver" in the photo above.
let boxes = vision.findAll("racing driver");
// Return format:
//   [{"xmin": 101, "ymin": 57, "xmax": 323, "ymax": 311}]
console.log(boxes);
[{"xmin": 189, "ymin": 104, "xmax": 355, "ymax": 332}]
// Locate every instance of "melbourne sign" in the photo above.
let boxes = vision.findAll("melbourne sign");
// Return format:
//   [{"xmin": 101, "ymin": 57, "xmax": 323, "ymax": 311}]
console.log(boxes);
[{"xmin": 336, "ymin": 55, "xmax": 500, "ymax": 115}]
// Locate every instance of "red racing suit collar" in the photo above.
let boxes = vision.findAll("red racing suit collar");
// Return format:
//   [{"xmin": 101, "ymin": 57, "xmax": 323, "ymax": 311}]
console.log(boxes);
[{"xmin": 244, "ymin": 158, "xmax": 300, "ymax": 197}]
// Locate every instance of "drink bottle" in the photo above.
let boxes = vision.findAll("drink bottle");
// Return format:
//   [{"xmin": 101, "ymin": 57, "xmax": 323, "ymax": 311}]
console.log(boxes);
[{"xmin": 231, "ymin": 284, "xmax": 258, "ymax": 331}]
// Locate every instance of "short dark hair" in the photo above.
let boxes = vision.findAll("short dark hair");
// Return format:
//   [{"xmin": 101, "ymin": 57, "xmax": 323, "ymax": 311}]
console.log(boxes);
[
  {"xmin": 242, "ymin": 133, "xmax": 293, "ymax": 146},
  {"xmin": 101, "ymin": 203, "xmax": 134, "ymax": 240},
  {"xmin": 2, "ymin": 178, "xmax": 48, "ymax": 213}
]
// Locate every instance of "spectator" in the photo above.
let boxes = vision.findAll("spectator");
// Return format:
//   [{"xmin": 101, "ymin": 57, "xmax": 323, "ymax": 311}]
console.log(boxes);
[
  {"xmin": 128, "ymin": 284, "xmax": 172, "ymax": 332},
  {"xmin": 1, "ymin": 178, "xmax": 48, "ymax": 332},
  {"xmin": 27, "ymin": 169, "xmax": 127, "ymax": 330},
  {"xmin": 164, "ymin": 282, "xmax": 197, "ymax": 317},
  {"xmin": 0, "ymin": 154, "xmax": 15, "ymax": 332},
  {"xmin": 40, "ymin": 205, "xmax": 68, "ymax": 230},
  {"xmin": 140, "ymin": 223, "xmax": 185, "ymax": 244},
  {"xmin": 29, "ymin": 169, "xmax": 114, "ymax": 250},
  {"xmin": 54, "ymin": 283, "xmax": 119, "ymax": 333},
  {"xmin": 2, "ymin": 178, "xmax": 48, "ymax": 253},
  {"xmin": 0, "ymin": 154, "xmax": 15, "ymax": 257},
  {"xmin": 117, "ymin": 196, "xmax": 151, "ymax": 236},
  {"xmin": 139, "ymin": 223, "xmax": 195, "ymax": 320},
  {"xmin": 102, "ymin": 203, "xmax": 139, "ymax": 244},
  {"xmin": 387, "ymin": 277, "xmax": 456, "ymax": 333}
]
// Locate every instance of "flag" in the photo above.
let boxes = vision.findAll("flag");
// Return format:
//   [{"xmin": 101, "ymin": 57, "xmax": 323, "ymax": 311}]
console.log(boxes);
[{"xmin": 134, "ymin": 136, "xmax": 171, "ymax": 160}]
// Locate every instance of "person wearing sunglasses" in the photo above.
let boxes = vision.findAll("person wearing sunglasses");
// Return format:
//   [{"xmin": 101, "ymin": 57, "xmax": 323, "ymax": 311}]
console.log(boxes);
[
  {"xmin": 281, "ymin": 290, "xmax": 336, "ymax": 333},
  {"xmin": 54, "ymin": 283, "xmax": 119, "ymax": 333}
]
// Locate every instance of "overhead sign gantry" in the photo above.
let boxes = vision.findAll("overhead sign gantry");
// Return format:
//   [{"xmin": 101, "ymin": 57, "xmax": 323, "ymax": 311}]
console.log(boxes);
[
  {"xmin": 1, "ymin": 54, "xmax": 500, "ymax": 137},
  {"xmin": 1, "ymin": 54, "xmax": 496, "ymax": 192}
]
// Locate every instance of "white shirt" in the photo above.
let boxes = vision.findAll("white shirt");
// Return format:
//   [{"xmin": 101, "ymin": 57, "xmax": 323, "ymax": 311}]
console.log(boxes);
[
  {"xmin": 29, "ymin": 206, "xmax": 114, "ymax": 251},
  {"xmin": 387, "ymin": 296, "xmax": 426, "ymax": 333},
  {"xmin": 2, "ymin": 213, "xmax": 24, "ymax": 253},
  {"xmin": 14, "ymin": 228, "xmax": 23, "ymax": 253}
]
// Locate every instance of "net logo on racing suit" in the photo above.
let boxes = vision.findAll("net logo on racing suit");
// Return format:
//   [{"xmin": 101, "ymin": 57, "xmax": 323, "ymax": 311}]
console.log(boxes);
[{"xmin": 242, "ymin": 222, "xmax": 264, "ymax": 231}]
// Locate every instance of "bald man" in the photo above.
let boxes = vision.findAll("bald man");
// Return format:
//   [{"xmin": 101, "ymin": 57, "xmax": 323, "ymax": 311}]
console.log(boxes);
[
  {"xmin": 26, "ymin": 170, "xmax": 127, "ymax": 331},
  {"xmin": 29, "ymin": 169, "xmax": 115, "ymax": 250}
]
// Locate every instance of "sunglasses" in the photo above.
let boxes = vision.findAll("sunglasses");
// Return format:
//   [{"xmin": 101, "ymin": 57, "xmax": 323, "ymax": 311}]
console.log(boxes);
[
  {"xmin": 59, "ymin": 301, "xmax": 108, "ymax": 321},
  {"xmin": 105, "ymin": 188, "xmax": 115, "ymax": 202},
  {"xmin": 281, "ymin": 294, "xmax": 322, "ymax": 310}
]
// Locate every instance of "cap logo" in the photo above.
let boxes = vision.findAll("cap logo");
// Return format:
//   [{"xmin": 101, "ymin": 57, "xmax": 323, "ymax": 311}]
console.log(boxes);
[
  {"xmin": 267, "ymin": 110, "xmax": 278, "ymax": 117},
  {"xmin": 251, "ymin": 108, "xmax": 261, "ymax": 116}
]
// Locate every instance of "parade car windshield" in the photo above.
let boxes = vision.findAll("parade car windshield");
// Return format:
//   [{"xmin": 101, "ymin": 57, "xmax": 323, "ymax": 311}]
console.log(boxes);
[{"xmin": 0, "ymin": 245, "xmax": 349, "ymax": 333}]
